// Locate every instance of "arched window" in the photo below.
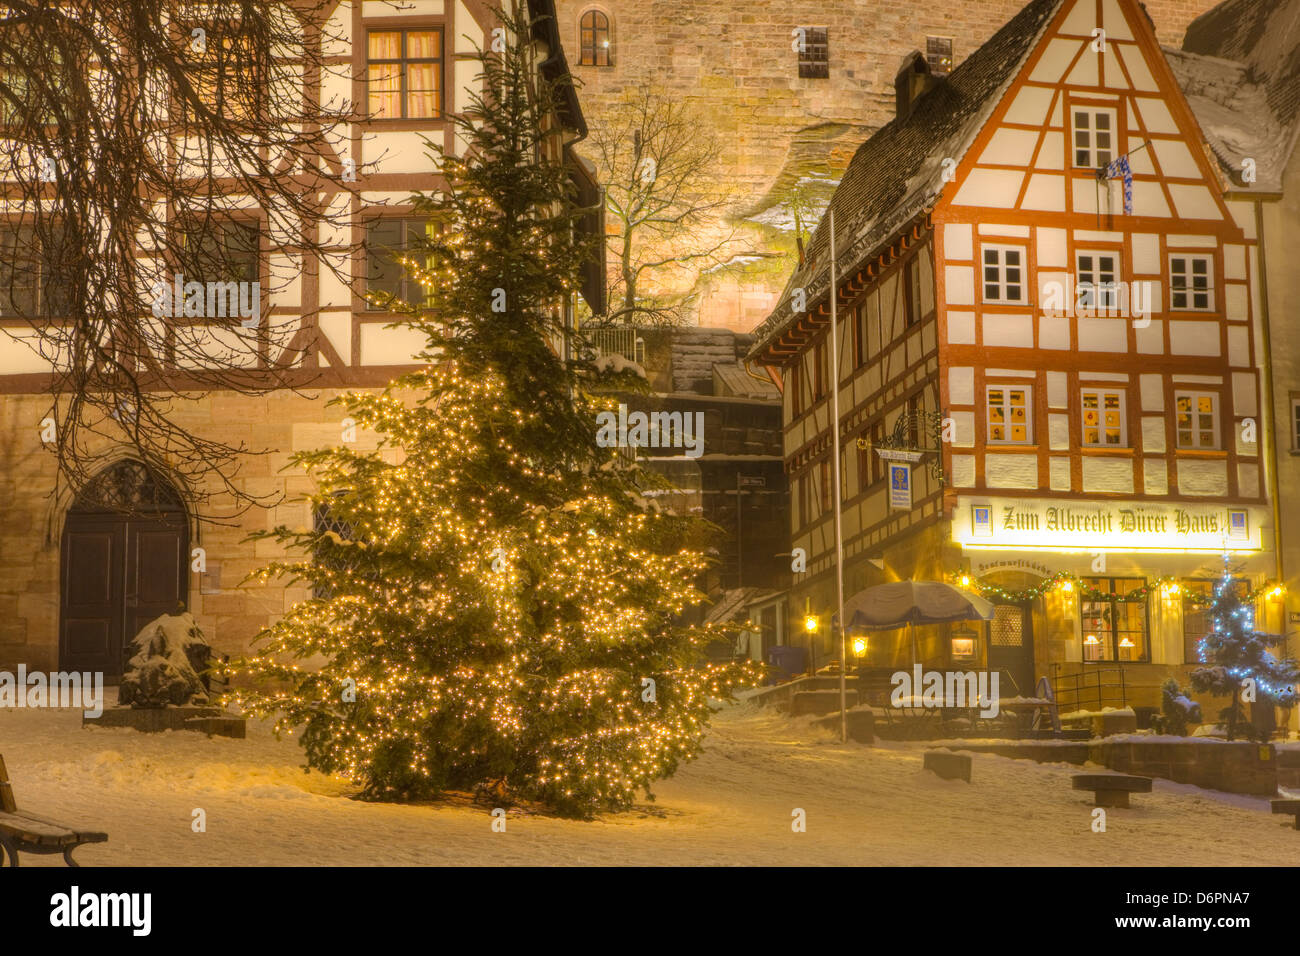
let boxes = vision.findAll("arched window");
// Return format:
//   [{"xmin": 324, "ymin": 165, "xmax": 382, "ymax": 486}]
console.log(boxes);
[{"xmin": 579, "ymin": 10, "xmax": 612, "ymax": 67}]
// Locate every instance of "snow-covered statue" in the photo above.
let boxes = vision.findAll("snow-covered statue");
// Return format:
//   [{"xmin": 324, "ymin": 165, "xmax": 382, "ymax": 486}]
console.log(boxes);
[{"xmin": 118, "ymin": 612, "xmax": 214, "ymax": 708}]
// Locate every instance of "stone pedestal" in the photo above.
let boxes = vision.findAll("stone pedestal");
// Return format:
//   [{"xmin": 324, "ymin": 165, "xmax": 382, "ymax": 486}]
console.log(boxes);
[
  {"xmin": 816, "ymin": 708, "xmax": 875, "ymax": 743},
  {"xmin": 84, "ymin": 706, "xmax": 247, "ymax": 738}
]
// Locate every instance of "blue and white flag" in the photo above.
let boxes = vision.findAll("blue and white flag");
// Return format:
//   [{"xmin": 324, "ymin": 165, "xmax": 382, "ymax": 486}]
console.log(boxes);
[{"xmin": 1104, "ymin": 155, "xmax": 1133, "ymax": 215}]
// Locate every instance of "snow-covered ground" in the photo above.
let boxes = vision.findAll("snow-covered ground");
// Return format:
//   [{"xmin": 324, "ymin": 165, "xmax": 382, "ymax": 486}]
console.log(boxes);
[{"xmin": 4, "ymin": 696, "xmax": 1298, "ymax": 866}]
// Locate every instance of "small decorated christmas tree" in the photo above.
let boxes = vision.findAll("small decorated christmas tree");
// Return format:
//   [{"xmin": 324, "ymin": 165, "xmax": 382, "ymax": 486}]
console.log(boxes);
[{"xmin": 1189, "ymin": 559, "xmax": 1298, "ymax": 741}]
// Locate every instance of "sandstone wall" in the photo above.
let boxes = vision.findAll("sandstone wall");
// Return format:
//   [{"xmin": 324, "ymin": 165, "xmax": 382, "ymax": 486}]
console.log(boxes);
[
  {"xmin": 0, "ymin": 389, "xmax": 385, "ymax": 673},
  {"xmin": 557, "ymin": 0, "xmax": 1222, "ymax": 330}
]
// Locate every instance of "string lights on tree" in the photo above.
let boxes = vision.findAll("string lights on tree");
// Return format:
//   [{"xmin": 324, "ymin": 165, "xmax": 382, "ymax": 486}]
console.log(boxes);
[
  {"xmin": 228, "ymin": 8, "xmax": 756, "ymax": 817},
  {"xmin": 1189, "ymin": 557, "xmax": 1299, "ymax": 741}
]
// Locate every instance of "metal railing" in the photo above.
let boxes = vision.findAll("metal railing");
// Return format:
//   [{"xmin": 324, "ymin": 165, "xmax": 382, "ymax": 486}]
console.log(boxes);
[
  {"xmin": 582, "ymin": 326, "xmax": 645, "ymax": 367},
  {"xmin": 1052, "ymin": 664, "xmax": 1129, "ymax": 714}
]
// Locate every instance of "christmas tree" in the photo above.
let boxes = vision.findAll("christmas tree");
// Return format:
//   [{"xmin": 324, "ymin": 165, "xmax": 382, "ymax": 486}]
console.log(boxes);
[
  {"xmin": 1189, "ymin": 559, "xmax": 1298, "ymax": 741},
  {"xmin": 229, "ymin": 6, "xmax": 753, "ymax": 816}
]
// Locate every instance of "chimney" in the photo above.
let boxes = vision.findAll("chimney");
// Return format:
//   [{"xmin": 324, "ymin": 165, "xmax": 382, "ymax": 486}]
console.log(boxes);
[{"xmin": 894, "ymin": 51, "xmax": 942, "ymax": 120}]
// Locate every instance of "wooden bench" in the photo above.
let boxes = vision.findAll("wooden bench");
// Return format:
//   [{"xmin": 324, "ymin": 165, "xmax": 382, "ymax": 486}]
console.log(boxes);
[
  {"xmin": 1271, "ymin": 798, "xmax": 1300, "ymax": 830},
  {"xmin": 0, "ymin": 755, "xmax": 107, "ymax": 867},
  {"xmin": 1072, "ymin": 772, "xmax": 1153, "ymax": 808}
]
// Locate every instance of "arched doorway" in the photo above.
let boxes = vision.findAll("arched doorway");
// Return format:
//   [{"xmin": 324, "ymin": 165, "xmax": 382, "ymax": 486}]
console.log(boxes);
[{"xmin": 59, "ymin": 461, "xmax": 189, "ymax": 678}]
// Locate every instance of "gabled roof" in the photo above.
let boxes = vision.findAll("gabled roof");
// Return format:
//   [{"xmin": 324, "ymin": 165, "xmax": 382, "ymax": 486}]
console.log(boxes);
[
  {"xmin": 748, "ymin": 0, "xmax": 1066, "ymax": 361},
  {"xmin": 1166, "ymin": 0, "xmax": 1300, "ymax": 192}
]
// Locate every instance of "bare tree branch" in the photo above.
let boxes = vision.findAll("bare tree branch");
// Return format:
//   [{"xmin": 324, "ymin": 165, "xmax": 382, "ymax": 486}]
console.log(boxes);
[
  {"xmin": 589, "ymin": 83, "xmax": 757, "ymax": 329},
  {"xmin": 0, "ymin": 0, "xmax": 378, "ymax": 518}
]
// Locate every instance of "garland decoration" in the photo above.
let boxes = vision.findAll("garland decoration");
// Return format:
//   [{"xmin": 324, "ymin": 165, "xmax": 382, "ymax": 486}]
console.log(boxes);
[{"xmin": 954, "ymin": 571, "xmax": 1283, "ymax": 610}]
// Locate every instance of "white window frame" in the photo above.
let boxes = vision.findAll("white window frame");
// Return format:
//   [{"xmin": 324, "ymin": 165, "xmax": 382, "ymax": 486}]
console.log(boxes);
[
  {"xmin": 986, "ymin": 384, "xmax": 1033, "ymax": 445},
  {"xmin": 1080, "ymin": 387, "xmax": 1127, "ymax": 447},
  {"xmin": 1169, "ymin": 253, "xmax": 1215, "ymax": 311},
  {"xmin": 981, "ymin": 244, "xmax": 1027, "ymax": 304},
  {"xmin": 1072, "ymin": 107, "xmax": 1118, "ymax": 169},
  {"xmin": 1174, "ymin": 390, "xmax": 1219, "ymax": 450},
  {"xmin": 1076, "ymin": 250, "xmax": 1121, "ymax": 312}
]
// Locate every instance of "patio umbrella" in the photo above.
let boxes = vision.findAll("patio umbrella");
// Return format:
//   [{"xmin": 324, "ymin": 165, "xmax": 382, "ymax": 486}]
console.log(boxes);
[{"xmin": 836, "ymin": 580, "xmax": 995, "ymax": 666}]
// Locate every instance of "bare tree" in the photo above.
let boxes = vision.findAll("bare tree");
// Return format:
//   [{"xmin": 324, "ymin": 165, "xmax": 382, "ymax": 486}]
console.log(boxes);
[
  {"xmin": 0, "ymin": 0, "xmax": 367, "ymax": 516},
  {"xmin": 589, "ymin": 84, "xmax": 756, "ymax": 327}
]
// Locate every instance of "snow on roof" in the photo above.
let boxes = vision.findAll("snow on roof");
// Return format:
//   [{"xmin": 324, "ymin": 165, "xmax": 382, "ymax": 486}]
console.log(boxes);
[
  {"xmin": 747, "ymin": 0, "xmax": 1067, "ymax": 361},
  {"xmin": 1169, "ymin": 0, "xmax": 1300, "ymax": 192}
]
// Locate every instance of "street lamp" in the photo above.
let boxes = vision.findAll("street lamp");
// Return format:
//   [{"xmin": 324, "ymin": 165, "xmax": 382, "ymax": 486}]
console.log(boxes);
[{"xmin": 802, "ymin": 609, "xmax": 819, "ymax": 677}]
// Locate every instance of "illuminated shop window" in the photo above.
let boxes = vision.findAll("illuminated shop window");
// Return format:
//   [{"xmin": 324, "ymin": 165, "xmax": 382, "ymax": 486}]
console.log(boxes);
[{"xmin": 1080, "ymin": 577, "xmax": 1149, "ymax": 662}]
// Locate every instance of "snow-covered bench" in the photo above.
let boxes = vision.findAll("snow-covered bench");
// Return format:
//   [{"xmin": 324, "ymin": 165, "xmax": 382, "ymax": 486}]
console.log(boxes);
[
  {"xmin": 0, "ymin": 755, "xmax": 107, "ymax": 867},
  {"xmin": 1072, "ymin": 772, "xmax": 1152, "ymax": 808}
]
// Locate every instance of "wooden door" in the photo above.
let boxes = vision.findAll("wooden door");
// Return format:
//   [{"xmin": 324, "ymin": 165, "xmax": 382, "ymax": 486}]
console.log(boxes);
[
  {"xmin": 59, "ymin": 518, "xmax": 126, "ymax": 676},
  {"xmin": 124, "ymin": 519, "xmax": 188, "ymax": 650},
  {"xmin": 988, "ymin": 603, "xmax": 1034, "ymax": 698},
  {"xmin": 59, "ymin": 462, "xmax": 188, "ymax": 678}
]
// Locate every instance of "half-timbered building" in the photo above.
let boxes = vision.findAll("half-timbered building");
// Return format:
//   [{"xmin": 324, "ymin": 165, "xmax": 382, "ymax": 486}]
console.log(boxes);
[
  {"xmin": 0, "ymin": 0, "xmax": 601, "ymax": 677},
  {"xmin": 749, "ymin": 0, "xmax": 1284, "ymax": 714},
  {"xmin": 1169, "ymin": 0, "xmax": 1300, "ymax": 731}
]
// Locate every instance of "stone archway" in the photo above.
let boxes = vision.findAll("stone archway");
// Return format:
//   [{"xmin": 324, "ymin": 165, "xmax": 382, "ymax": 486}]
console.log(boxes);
[{"xmin": 58, "ymin": 460, "xmax": 189, "ymax": 678}]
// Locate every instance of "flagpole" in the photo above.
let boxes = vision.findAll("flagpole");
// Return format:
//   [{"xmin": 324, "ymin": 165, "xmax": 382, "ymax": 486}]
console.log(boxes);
[{"xmin": 828, "ymin": 209, "xmax": 848, "ymax": 744}]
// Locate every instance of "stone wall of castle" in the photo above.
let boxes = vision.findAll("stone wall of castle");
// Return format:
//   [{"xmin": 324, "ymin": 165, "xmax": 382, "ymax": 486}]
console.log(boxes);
[{"xmin": 557, "ymin": 0, "xmax": 1222, "ymax": 331}]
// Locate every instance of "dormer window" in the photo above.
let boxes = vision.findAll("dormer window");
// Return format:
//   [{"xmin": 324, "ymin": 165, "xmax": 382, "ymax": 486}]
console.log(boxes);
[{"xmin": 925, "ymin": 36, "xmax": 953, "ymax": 75}]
